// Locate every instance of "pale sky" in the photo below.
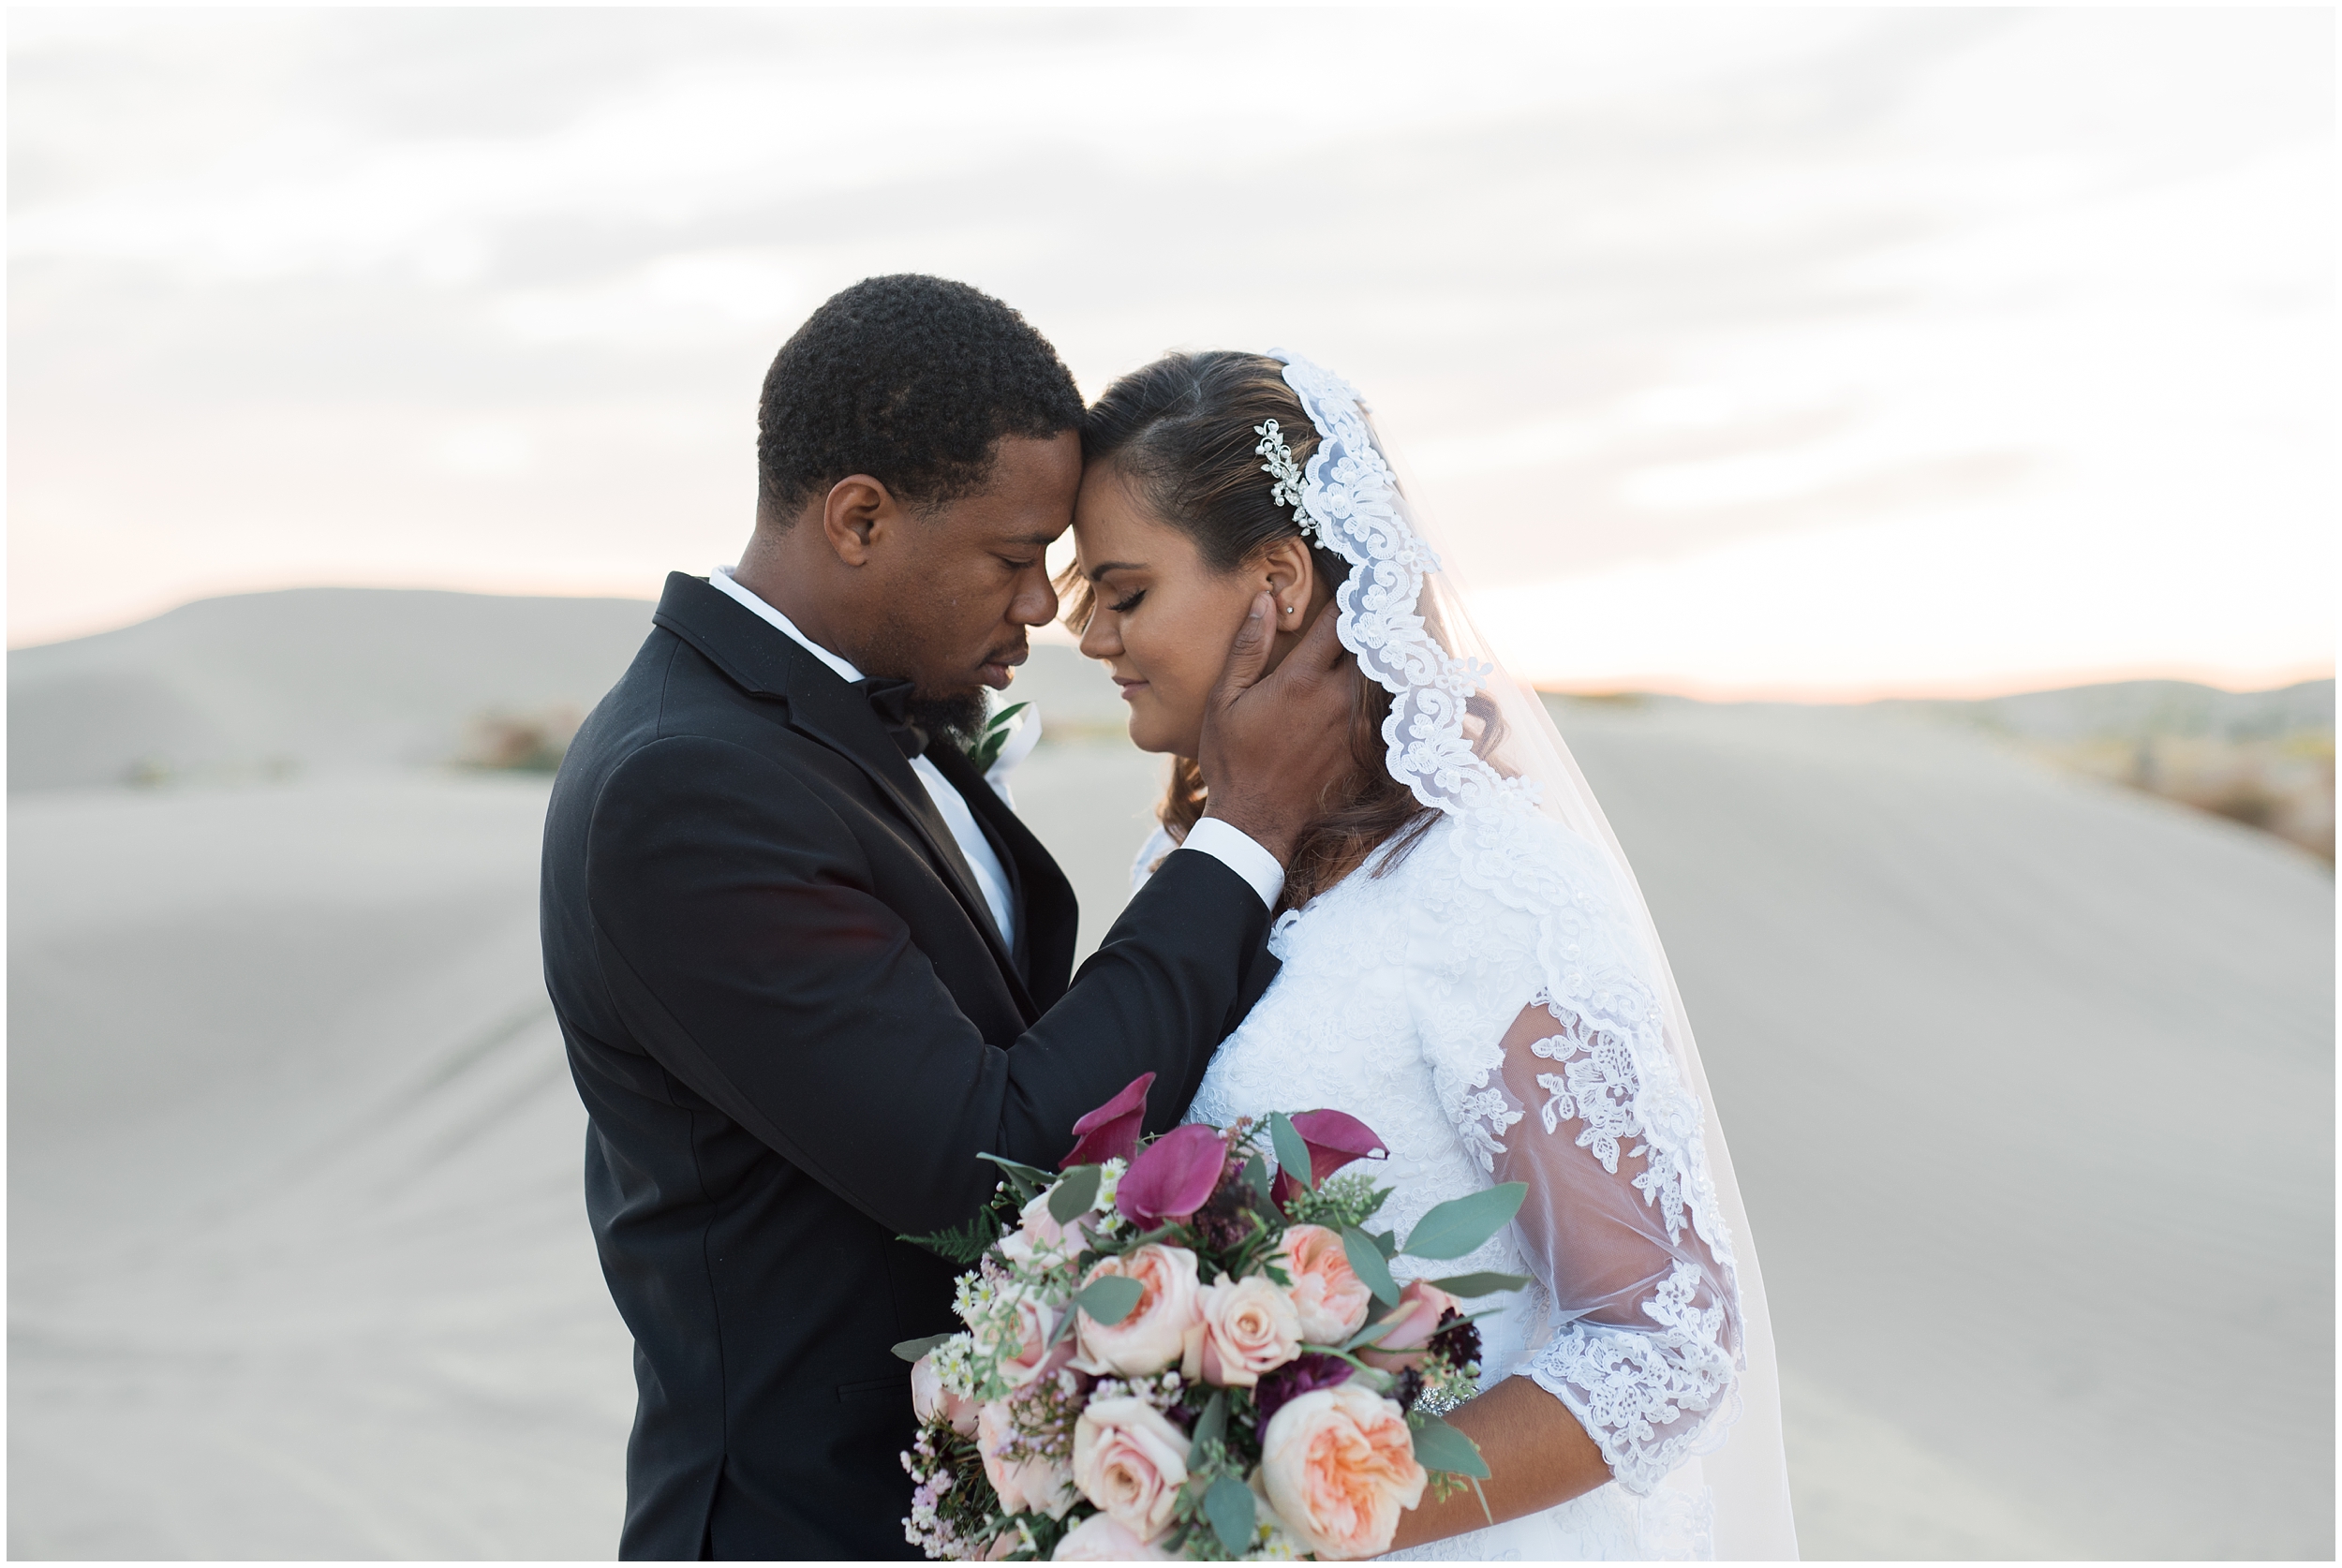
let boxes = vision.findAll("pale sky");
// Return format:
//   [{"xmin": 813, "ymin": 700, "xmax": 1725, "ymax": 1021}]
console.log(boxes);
[{"xmin": 9, "ymin": 7, "xmax": 2334, "ymax": 698}]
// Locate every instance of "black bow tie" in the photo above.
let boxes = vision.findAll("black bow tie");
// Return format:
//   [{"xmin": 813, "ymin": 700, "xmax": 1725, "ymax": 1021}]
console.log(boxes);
[{"xmin": 852, "ymin": 675, "xmax": 927, "ymax": 760}]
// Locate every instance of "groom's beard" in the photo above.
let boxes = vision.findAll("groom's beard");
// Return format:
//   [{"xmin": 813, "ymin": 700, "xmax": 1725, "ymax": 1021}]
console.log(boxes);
[{"xmin": 906, "ymin": 690, "xmax": 987, "ymax": 756}]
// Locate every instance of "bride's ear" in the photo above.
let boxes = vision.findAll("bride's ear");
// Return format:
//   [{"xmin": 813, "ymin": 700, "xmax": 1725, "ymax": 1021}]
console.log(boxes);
[{"xmin": 1256, "ymin": 537, "xmax": 1316, "ymax": 626}]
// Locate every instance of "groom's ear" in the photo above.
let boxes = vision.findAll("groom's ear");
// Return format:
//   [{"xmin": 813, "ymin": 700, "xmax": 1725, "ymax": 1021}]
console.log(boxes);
[{"xmin": 818, "ymin": 474, "xmax": 902, "ymax": 567}]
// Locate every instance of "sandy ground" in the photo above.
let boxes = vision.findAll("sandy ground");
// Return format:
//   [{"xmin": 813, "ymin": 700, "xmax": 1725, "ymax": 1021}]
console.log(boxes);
[{"xmin": 9, "ymin": 711, "xmax": 2332, "ymax": 1560}]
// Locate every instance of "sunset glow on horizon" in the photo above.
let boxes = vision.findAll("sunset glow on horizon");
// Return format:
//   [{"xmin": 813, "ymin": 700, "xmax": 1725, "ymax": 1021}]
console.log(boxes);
[{"xmin": 10, "ymin": 9, "xmax": 2332, "ymax": 703}]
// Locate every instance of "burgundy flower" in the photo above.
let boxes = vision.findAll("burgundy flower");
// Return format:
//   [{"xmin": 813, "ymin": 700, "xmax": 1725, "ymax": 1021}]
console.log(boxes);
[
  {"xmin": 1116, "ymin": 1123, "xmax": 1226, "ymax": 1225},
  {"xmin": 1253, "ymin": 1352, "xmax": 1355, "ymax": 1427},
  {"xmin": 1429, "ymin": 1307, "xmax": 1483, "ymax": 1373},
  {"xmin": 1062, "ymin": 1072, "xmax": 1154, "ymax": 1170},
  {"xmin": 1271, "ymin": 1109, "xmax": 1388, "ymax": 1207}
]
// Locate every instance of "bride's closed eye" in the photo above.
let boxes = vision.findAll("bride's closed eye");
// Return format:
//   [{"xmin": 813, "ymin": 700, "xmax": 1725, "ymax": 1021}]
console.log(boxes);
[{"xmin": 1108, "ymin": 588, "xmax": 1146, "ymax": 614}]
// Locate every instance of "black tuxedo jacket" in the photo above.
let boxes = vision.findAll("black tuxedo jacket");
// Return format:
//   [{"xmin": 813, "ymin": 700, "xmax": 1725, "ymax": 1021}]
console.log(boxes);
[{"xmin": 541, "ymin": 574, "xmax": 1278, "ymax": 1560}]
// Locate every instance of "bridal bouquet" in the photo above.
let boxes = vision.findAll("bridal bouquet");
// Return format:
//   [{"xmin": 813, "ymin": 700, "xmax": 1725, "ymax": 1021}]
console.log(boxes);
[{"xmin": 897, "ymin": 1073, "xmax": 1528, "ymax": 1561}]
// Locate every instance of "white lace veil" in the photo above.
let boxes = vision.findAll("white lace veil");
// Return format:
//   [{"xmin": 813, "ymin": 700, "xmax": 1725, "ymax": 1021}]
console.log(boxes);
[{"xmin": 1270, "ymin": 350, "xmax": 1798, "ymax": 1560}]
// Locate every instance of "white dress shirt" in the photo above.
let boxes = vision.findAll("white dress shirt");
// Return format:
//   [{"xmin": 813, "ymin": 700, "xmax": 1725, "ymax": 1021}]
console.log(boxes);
[{"xmin": 706, "ymin": 569, "xmax": 1284, "ymax": 929}]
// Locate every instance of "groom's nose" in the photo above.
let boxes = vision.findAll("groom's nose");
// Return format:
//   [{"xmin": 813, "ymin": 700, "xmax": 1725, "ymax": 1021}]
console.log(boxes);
[{"xmin": 1008, "ymin": 567, "xmax": 1059, "ymax": 628}]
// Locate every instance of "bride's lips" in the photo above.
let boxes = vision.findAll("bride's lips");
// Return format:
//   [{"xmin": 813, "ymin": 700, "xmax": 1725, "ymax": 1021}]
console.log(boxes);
[{"xmin": 1113, "ymin": 676, "xmax": 1148, "ymax": 703}]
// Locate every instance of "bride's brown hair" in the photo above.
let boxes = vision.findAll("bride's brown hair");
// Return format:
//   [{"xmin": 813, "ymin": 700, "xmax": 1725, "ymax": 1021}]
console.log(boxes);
[{"xmin": 1061, "ymin": 351, "xmax": 1440, "ymax": 911}]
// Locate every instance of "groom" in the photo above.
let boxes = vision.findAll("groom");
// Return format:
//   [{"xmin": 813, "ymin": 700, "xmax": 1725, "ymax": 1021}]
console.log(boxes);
[{"xmin": 541, "ymin": 275, "xmax": 1355, "ymax": 1560}]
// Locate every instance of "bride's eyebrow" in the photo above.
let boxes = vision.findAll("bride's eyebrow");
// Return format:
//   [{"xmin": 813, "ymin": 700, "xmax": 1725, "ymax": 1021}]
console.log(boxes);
[{"xmin": 1085, "ymin": 560, "xmax": 1146, "ymax": 581}]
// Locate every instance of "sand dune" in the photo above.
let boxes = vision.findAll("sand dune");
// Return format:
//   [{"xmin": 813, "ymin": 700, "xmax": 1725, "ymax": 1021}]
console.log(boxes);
[{"xmin": 8, "ymin": 594, "xmax": 2332, "ymax": 1560}]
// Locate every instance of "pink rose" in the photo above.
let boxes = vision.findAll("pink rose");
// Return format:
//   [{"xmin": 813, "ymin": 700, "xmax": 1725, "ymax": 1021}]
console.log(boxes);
[
  {"xmin": 1050, "ymin": 1511, "xmax": 1173, "ymax": 1561},
  {"xmin": 1001, "ymin": 1191, "xmax": 1097, "ymax": 1266},
  {"xmin": 1070, "ymin": 1396, "xmax": 1190, "ymax": 1544},
  {"xmin": 1180, "ymin": 1274, "xmax": 1302, "ymax": 1387},
  {"xmin": 976, "ymin": 1399, "xmax": 1078, "ymax": 1518},
  {"xmin": 911, "ymin": 1351, "xmax": 979, "ymax": 1436},
  {"xmin": 1072, "ymin": 1244, "xmax": 1200, "ymax": 1378},
  {"xmin": 1277, "ymin": 1225, "xmax": 1373, "ymax": 1344},
  {"xmin": 986, "ymin": 1294, "xmax": 1078, "ymax": 1390},
  {"xmin": 1257, "ymin": 1383, "xmax": 1428, "ymax": 1561},
  {"xmin": 1358, "ymin": 1279, "xmax": 1461, "ymax": 1372}
]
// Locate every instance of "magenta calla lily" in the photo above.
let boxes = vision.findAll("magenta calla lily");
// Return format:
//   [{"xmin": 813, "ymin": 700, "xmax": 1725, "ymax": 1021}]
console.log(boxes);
[
  {"xmin": 1116, "ymin": 1123, "xmax": 1227, "ymax": 1225},
  {"xmin": 1061, "ymin": 1072, "xmax": 1154, "ymax": 1171},
  {"xmin": 1271, "ymin": 1108, "xmax": 1388, "ymax": 1207}
]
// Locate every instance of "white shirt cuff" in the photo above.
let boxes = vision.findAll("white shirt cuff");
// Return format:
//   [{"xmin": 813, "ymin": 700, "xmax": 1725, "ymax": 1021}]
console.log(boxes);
[{"xmin": 1180, "ymin": 818, "xmax": 1286, "ymax": 910}]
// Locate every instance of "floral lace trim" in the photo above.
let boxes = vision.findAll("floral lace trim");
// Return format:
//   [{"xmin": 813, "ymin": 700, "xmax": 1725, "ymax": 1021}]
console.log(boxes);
[
  {"xmin": 1525, "ymin": 1262, "xmax": 1737, "ymax": 1497},
  {"xmin": 1526, "ymin": 1005, "xmax": 1711, "ymax": 1249},
  {"xmin": 1278, "ymin": 349, "xmax": 1746, "ymax": 1495}
]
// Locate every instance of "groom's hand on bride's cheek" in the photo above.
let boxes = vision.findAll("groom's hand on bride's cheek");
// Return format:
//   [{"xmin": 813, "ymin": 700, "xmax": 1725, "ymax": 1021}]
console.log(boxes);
[{"xmin": 1194, "ymin": 591, "xmax": 1356, "ymax": 865}]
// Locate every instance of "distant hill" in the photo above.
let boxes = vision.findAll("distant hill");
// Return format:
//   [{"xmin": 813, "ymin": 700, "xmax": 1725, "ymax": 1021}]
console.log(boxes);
[
  {"xmin": 7, "ymin": 586, "xmax": 1129, "ymax": 792},
  {"xmin": 1883, "ymin": 678, "xmax": 2334, "ymax": 745}
]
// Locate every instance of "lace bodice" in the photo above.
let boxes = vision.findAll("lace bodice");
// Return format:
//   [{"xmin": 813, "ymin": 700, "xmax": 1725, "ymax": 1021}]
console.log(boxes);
[{"xmin": 1148, "ymin": 811, "xmax": 1742, "ymax": 1561}]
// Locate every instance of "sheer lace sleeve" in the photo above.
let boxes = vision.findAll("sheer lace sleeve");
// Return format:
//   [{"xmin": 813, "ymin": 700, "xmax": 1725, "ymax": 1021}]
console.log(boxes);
[
  {"xmin": 1401, "ymin": 821, "xmax": 1743, "ymax": 1497},
  {"xmin": 1487, "ymin": 998, "xmax": 1742, "ymax": 1495}
]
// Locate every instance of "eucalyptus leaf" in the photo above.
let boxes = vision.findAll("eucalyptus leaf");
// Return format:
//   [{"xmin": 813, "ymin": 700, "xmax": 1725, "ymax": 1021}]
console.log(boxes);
[
  {"xmin": 1047, "ymin": 1164, "xmax": 1104, "ymax": 1225},
  {"xmin": 977, "ymin": 1151, "xmax": 1054, "ymax": 1205},
  {"xmin": 1342, "ymin": 1225, "xmax": 1400, "ymax": 1306},
  {"xmin": 1409, "ymin": 1413, "xmax": 1492, "ymax": 1479},
  {"xmin": 1426, "ymin": 1270, "xmax": 1534, "ymax": 1297},
  {"xmin": 1400, "ymin": 1182, "xmax": 1528, "ymax": 1261},
  {"xmin": 1069, "ymin": 1273, "xmax": 1145, "ymax": 1326},
  {"xmin": 1239, "ymin": 1153, "xmax": 1273, "ymax": 1207},
  {"xmin": 1187, "ymin": 1391, "xmax": 1229, "ymax": 1465},
  {"xmin": 891, "ymin": 1332, "xmax": 957, "ymax": 1364},
  {"xmin": 1205, "ymin": 1473, "xmax": 1256, "ymax": 1557},
  {"xmin": 1267, "ymin": 1111, "xmax": 1314, "ymax": 1192}
]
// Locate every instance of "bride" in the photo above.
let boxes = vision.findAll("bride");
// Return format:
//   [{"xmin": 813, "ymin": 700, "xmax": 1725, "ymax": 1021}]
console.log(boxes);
[{"xmin": 1061, "ymin": 351, "xmax": 1798, "ymax": 1561}]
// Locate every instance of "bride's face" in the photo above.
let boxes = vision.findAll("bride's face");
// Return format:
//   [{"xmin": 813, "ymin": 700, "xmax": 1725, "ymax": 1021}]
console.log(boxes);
[{"xmin": 1072, "ymin": 462, "xmax": 1326, "ymax": 756}]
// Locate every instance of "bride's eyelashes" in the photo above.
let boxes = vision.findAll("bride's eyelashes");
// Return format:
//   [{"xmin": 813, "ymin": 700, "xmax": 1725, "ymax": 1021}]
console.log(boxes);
[{"xmin": 1108, "ymin": 588, "xmax": 1146, "ymax": 614}]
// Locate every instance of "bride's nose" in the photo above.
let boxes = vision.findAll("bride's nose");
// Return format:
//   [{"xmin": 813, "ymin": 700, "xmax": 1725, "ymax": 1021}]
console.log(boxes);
[{"xmin": 1078, "ymin": 607, "xmax": 1121, "ymax": 662}]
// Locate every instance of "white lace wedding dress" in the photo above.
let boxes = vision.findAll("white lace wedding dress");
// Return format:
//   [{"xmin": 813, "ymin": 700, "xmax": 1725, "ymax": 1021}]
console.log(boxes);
[
  {"xmin": 1139, "ymin": 807, "xmax": 1739, "ymax": 1561},
  {"xmin": 1123, "ymin": 348, "xmax": 1793, "ymax": 1560}
]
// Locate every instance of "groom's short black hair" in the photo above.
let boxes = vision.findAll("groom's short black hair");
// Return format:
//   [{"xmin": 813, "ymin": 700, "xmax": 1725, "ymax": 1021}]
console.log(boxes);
[{"xmin": 756, "ymin": 274, "xmax": 1084, "ymax": 523}]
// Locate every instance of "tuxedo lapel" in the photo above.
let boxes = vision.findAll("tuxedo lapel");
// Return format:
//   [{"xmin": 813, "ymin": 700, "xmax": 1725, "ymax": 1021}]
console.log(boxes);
[
  {"xmin": 924, "ymin": 740, "xmax": 1080, "ymax": 1008},
  {"xmin": 650, "ymin": 574, "xmax": 1035, "ymax": 1016}
]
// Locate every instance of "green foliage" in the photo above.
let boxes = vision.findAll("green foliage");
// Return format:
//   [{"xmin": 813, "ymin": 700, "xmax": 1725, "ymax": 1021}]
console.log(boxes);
[
  {"xmin": 1204, "ymin": 1475, "xmax": 1257, "ymax": 1558},
  {"xmin": 1408, "ymin": 1412, "xmax": 1491, "ymax": 1478},
  {"xmin": 977, "ymin": 1152, "xmax": 1055, "ymax": 1205},
  {"xmin": 1047, "ymin": 1163, "xmax": 1103, "ymax": 1224},
  {"xmin": 1426, "ymin": 1270, "xmax": 1533, "ymax": 1297},
  {"xmin": 1342, "ymin": 1224, "xmax": 1401, "ymax": 1305},
  {"xmin": 968, "ymin": 703, "xmax": 1030, "ymax": 770},
  {"xmin": 892, "ymin": 1331, "xmax": 958, "ymax": 1364},
  {"xmin": 1401, "ymin": 1181, "xmax": 1528, "ymax": 1260},
  {"xmin": 1065, "ymin": 1273, "xmax": 1143, "ymax": 1326},
  {"xmin": 1267, "ymin": 1111, "xmax": 1314, "ymax": 1191},
  {"xmin": 1282, "ymin": 1170, "xmax": 1389, "ymax": 1231},
  {"xmin": 898, "ymin": 1206, "xmax": 1003, "ymax": 1265}
]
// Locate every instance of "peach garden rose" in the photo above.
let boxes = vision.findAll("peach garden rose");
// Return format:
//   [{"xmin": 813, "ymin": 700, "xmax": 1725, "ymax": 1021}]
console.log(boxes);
[
  {"xmin": 1181, "ymin": 1273, "xmax": 1302, "ymax": 1387},
  {"xmin": 984, "ymin": 1293, "xmax": 1077, "ymax": 1390},
  {"xmin": 1069, "ymin": 1396, "xmax": 1191, "ymax": 1544},
  {"xmin": 1276, "ymin": 1224, "xmax": 1373, "ymax": 1343},
  {"xmin": 1049, "ymin": 1509, "xmax": 1173, "ymax": 1561},
  {"xmin": 1257, "ymin": 1383, "xmax": 1428, "ymax": 1561},
  {"xmin": 1072, "ymin": 1243, "xmax": 1201, "ymax": 1378},
  {"xmin": 975, "ymin": 1399, "xmax": 1078, "ymax": 1518}
]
